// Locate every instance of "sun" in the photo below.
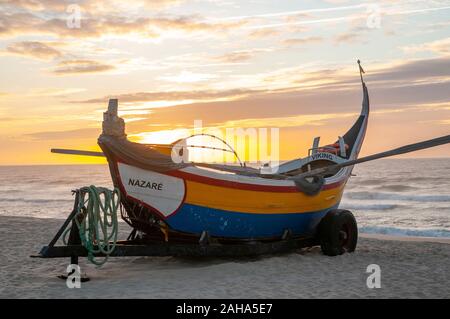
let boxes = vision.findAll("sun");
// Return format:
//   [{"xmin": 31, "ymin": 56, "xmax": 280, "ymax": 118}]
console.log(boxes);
[{"xmin": 130, "ymin": 129, "xmax": 191, "ymax": 144}]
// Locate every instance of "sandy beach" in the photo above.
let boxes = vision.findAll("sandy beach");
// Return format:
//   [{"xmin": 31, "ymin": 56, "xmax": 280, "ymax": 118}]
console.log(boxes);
[{"xmin": 0, "ymin": 216, "xmax": 448, "ymax": 299}]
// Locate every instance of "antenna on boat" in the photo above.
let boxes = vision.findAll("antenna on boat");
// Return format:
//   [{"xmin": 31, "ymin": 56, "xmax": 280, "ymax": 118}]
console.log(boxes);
[{"xmin": 357, "ymin": 59, "xmax": 365, "ymax": 85}]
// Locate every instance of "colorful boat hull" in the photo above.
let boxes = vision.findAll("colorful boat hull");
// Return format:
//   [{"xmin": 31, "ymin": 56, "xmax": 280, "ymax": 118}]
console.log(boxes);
[
  {"xmin": 111, "ymin": 160, "xmax": 348, "ymax": 239},
  {"xmin": 99, "ymin": 81, "xmax": 370, "ymax": 241}
]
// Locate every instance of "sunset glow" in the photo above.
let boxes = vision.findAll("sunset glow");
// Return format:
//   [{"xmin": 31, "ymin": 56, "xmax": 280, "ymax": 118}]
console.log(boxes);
[{"xmin": 1, "ymin": 0, "xmax": 449, "ymax": 165}]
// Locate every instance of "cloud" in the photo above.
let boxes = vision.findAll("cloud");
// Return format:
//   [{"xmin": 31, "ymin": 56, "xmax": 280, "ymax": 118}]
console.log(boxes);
[
  {"xmin": 0, "ymin": 10, "xmax": 244, "ymax": 40},
  {"xmin": 212, "ymin": 48, "xmax": 271, "ymax": 63},
  {"xmin": 437, "ymin": 119, "xmax": 450, "ymax": 125},
  {"xmin": 0, "ymin": 12, "xmax": 42, "ymax": 38},
  {"xmin": 1, "ymin": 0, "xmax": 80, "ymax": 11},
  {"xmin": 4, "ymin": 41, "xmax": 62, "ymax": 60},
  {"xmin": 217, "ymin": 112, "xmax": 357, "ymax": 129},
  {"xmin": 29, "ymin": 88, "xmax": 86, "ymax": 96},
  {"xmin": 425, "ymin": 20, "xmax": 450, "ymax": 31},
  {"xmin": 77, "ymin": 88, "xmax": 266, "ymax": 104},
  {"xmin": 403, "ymin": 37, "xmax": 450, "ymax": 56},
  {"xmin": 69, "ymin": 56, "xmax": 450, "ymax": 137},
  {"xmin": 24, "ymin": 128, "xmax": 100, "ymax": 140},
  {"xmin": 412, "ymin": 102, "xmax": 450, "ymax": 111},
  {"xmin": 331, "ymin": 24, "xmax": 371, "ymax": 45},
  {"xmin": 248, "ymin": 28, "xmax": 281, "ymax": 38},
  {"xmin": 367, "ymin": 56, "xmax": 450, "ymax": 83},
  {"xmin": 158, "ymin": 71, "xmax": 217, "ymax": 83},
  {"xmin": 1, "ymin": 0, "xmax": 184, "ymax": 12},
  {"xmin": 103, "ymin": 0, "xmax": 185, "ymax": 11},
  {"xmin": 74, "ymin": 56, "xmax": 450, "ymax": 108},
  {"xmin": 323, "ymin": 0, "xmax": 352, "ymax": 4},
  {"xmin": 129, "ymin": 111, "xmax": 359, "ymax": 144},
  {"xmin": 282, "ymin": 36, "xmax": 323, "ymax": 47},
  {"xmin": 52, "ymin": 59, "xmax": 115, "ymax": 75},
  {"xmin": 333, "ymin": 32, "xmax": 362, "ymax": 44}
]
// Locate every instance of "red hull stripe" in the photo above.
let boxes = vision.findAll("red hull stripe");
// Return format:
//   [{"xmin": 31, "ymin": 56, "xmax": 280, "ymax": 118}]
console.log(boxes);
[{"xmin": 168, "ymin": 170, "xmax": 344, "ymax": 193}]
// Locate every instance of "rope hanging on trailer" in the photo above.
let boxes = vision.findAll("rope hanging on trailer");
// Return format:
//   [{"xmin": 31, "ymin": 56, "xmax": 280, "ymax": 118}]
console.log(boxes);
[{"xmin": 63, "ymin": 186, "xmax": 120, "ymax": 266}]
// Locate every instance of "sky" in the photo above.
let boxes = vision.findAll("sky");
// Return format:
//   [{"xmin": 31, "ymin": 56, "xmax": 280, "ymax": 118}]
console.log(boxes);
[{"xmin": 0, "ymin": 0, "xmax": 449, "ymax": 165}]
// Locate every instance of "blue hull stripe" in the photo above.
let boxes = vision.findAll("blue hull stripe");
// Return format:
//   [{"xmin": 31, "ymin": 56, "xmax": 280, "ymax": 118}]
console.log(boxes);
[{"xmin": 166, "ymin": 203, "xmax": 339, "ymax": 238}]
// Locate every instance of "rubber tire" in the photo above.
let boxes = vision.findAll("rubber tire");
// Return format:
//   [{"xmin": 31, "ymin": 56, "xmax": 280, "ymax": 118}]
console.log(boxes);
[{"xmin": 318, "ymin": 209, "xmax": 358, "ymax": 256}]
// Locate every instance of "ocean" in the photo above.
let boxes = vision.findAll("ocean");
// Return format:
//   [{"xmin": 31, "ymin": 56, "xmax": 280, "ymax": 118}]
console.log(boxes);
[{"xmin": 0, "ymin": 158, "xmax": 449, "ymax": 238}]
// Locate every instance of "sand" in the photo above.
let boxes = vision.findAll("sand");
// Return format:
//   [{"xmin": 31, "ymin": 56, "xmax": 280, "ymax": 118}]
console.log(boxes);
[{"xmin": 0, "ymin": 216, "xmax": 449, "ymax": 299}]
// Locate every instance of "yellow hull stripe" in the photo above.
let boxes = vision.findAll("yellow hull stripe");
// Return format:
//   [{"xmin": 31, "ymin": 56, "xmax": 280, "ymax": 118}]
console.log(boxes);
[{"xmin": 184, "ymin": 180, "xmax": 345, "ymax": 214}]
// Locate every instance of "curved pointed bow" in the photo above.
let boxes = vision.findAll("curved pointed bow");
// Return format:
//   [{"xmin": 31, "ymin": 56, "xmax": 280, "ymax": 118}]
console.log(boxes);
[{"xmin": 341, "ymin": 78, "xmax": 370, "ymax": 160}]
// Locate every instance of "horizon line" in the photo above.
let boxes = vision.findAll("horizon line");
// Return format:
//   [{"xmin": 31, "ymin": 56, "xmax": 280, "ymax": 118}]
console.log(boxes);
[{"xmin": 0, "ymin": 157, "xmax": 449, "ymax": 167}]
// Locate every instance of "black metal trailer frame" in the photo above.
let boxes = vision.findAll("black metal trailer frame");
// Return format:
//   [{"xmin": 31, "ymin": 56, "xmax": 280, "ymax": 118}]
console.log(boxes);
[{"xmin": 31, "ymin": 190, "xmax": 318, "ymax": 270}]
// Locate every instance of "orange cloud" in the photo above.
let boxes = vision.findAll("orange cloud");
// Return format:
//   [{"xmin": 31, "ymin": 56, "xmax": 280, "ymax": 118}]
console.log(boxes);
[
  {"xmin": 1, "ymin": 0, "xmax": 63, "ymax": 11},
  {"xmin": 24, "ymin": 128, "xmax": 100, "ymax": 141},
  {"xmin": 52, "ymin": 59, "xmax": 115, "ymax": 75},
  {"xmin": 0, "ymin": 11, "xmax": 245, "ymax": 40},
  {"xmin": 248, "ymin": 28, "xmax": 281, "ymax": 38},
  {"xmin": 333, "ymin": 32, "xmax": 362, "ymax": 44},
  {"xmin": 212, "ymin": 48, "xmax": 272, "ymax": 63},
  {"xmin": 73, "ymin": 56, "xmax": 450, "ymax": 110},
  {"xmin": 4, "ymin": 41, "xmax": 62, "ymax": 60},
  {"xmin": 77, "ymin": 88, "xmax": 266, "ymax": 104},
  {"xmin": 403, "ymin": 37, "xmax": 450, "ymax": 56},
  {"xmin": 2, "ymin": 0, "xmax": 184, "ymax": 12},
  {"xmin": 282, "ymin": 36, "xmax": 323, "ymax": 47}
]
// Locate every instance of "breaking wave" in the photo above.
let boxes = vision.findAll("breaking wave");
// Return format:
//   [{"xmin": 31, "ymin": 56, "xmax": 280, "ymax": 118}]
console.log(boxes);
[
  {"xmin": 355, "ymin": 179, "xmax": 385, "ymax": 186},
  {"xmin": 360, "ymin": 226, "xmax": 450, "ymax": 238},
  {"xmin": 373, "ymin": 184, "xmax": 418, "ymax": 192},
  {"xmin": 345, "ymin": 191, "xmax": 450, "ymax": 202},
  {"xmin": 403, "ymin": 176, "xmax": 449, "ymax": 183},
  {"xmin": 45, "ymin": 179, "xmax": 90, "ymax": 185},
  {"xmin": 0, "ymin": 198, "xmax": 73, "ymax": 204},
  {"xmin": 341, "ymin": 203, "xmax": 399, "ymax": 211}
]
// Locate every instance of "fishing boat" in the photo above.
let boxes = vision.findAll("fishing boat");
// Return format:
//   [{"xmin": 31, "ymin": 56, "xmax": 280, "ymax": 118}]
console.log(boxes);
[
  {"xmin": 37, "ymin": 61, "xmax": 450, "ymax": 267},
  {"xmin": 78, "ymin": 63, "xmax": 366, "ymax": 257},
  {"xmin": 99, "ymin": 87, "xmax": 363, "ymax": 246}
]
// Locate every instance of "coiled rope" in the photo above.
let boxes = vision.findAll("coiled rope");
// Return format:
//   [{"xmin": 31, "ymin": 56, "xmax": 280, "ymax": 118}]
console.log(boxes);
[{"xmin": 63, "ymin": 186, "xmax": 120, "ymax": 266}]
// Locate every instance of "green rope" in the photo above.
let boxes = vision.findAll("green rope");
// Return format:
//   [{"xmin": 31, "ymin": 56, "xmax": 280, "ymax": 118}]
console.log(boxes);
[{"xmin": 63, "ymin": 186, "xmax": 120, "ymax": 266}]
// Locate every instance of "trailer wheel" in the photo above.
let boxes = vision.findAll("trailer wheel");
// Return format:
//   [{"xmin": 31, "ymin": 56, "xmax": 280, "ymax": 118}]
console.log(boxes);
[{"xmin": 318, "ymin": 209, "xmax": 358, "ymax": 256}]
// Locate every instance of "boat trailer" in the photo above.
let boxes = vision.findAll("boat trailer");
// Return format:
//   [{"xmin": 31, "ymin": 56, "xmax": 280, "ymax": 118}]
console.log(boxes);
[{"xmin": 32, "ymin": 189, "xmax": 318, "ymax": 280}]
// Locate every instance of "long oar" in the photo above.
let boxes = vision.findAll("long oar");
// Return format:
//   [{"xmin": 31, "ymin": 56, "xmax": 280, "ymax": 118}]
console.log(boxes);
[
  {"xmin": 289, "ymin": 135, "xmax": 450, "ymax": 180},
  {"xmin": 51, "ymin": 144, "xmax": 238, "ymax": 156},
  {"xmin": 51, "ymin": 135, "xmax": 450, "ymax": 177},
  {"xmin": 51, "ymin": 148, "xmax": 105, "ymax": 157}
]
